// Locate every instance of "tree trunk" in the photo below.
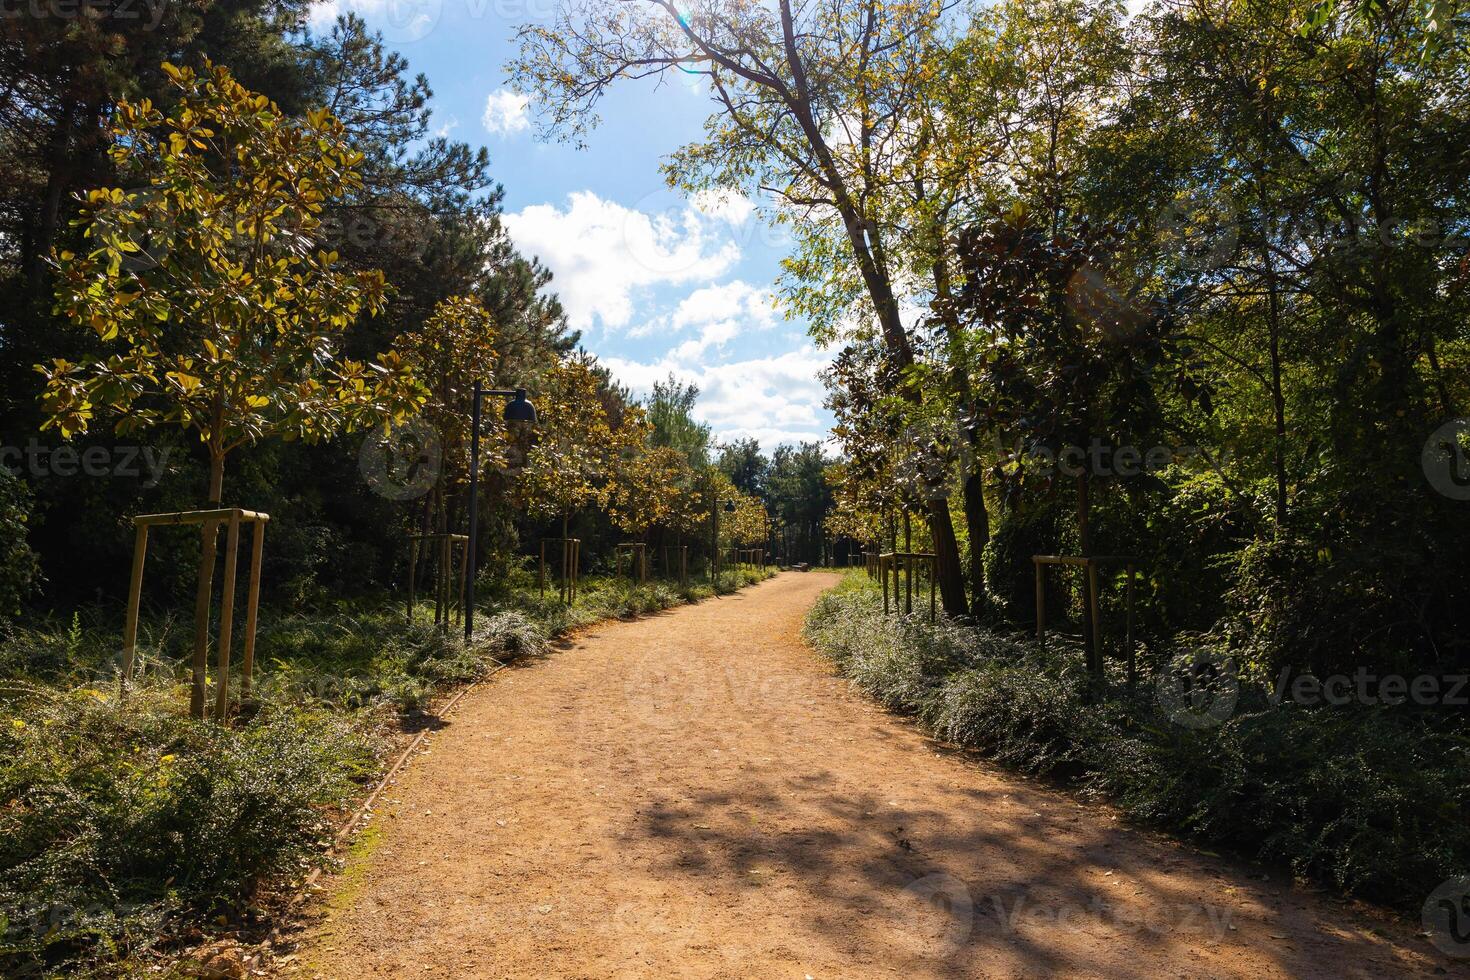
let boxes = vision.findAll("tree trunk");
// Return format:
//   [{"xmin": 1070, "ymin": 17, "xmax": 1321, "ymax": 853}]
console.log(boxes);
[
  {"xmin": 189, "ymin": 452, "xmax": 226, "ymax": 719},
  {"xmin": 1076, "ymin": 473, "xmax": 1102, "ymax": 686},
  {"xmin": 961, "ymin": 452, "xmax": 991, "ymax": 614},
  {"xmin": 822, "ymin": 181, "xmax": 966, "ymax": 613},
  {"xmin": 1254, "ymin": 177, "xmax": 1289, "ymax": 531},
  {"xmin": 1264, "ymin": 254, "xmax": 1289, "ymax": 531},
  {"xmin": 931, "ymin": 245, "xmax": 991, "ymax": 615},
  {"xmin": 26, "ymin": 102, "xmax": 76, "ymax": 293},
  {"xmin": 928, "ymin": 498, "xmax": 967, "ymax": 616}
]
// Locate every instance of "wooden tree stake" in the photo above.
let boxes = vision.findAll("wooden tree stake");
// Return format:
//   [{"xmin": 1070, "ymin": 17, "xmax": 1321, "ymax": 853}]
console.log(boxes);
[
  {"xmin": 241, "ymin": 522, "xmax": 265, "ymax": 700},
  {"xmin": 214, "ymin": 510, "xmax": 242, "ymax": 722},
  {"xmin": 121, "ymin": 524, "xmax": 150, "ymax": 698}
]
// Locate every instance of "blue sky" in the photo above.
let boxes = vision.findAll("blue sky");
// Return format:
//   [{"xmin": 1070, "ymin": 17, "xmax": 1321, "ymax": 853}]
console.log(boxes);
[{"xmin": 309, "ymin": 0, "xmax": 837, "ymax": 452}]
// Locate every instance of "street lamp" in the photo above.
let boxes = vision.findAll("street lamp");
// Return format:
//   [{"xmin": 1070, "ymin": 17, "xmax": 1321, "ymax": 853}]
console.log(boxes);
[
  {"xmin": 711, "ymin": 497, "xmax": 736, "ymax": 584},
  {"xmin": 466, "ymin": 382, "xmax": 537, "ymax": 641}
]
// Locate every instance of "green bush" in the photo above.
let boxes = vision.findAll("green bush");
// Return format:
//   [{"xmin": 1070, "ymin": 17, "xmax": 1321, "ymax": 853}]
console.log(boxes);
[
  {"xmin": 0, "ymin": 688, "xmax": 377, "ymax": 975},
  {"xmin": 0, "ymin": 469, "xmax": 40, "ymax": 618},
  {"xmin": 981, "ymin": 497, "xmax": 1068, "ymax": 622},
  {"xmin": 805, "ymin": 575, "xmax": 1470, "ymax": 910}
]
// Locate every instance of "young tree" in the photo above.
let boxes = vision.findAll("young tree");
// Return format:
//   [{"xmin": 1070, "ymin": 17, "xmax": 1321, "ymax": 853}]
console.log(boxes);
[
  {"xmin": 664, "ymin": 462, "xmax": 710, "ymax": 564},
  {"xmin": 519, "ymin": 356, "xmax": 616, "ymax": 550},
  {"xmin": 391, "ymin": 294, "xmax": 504, "ymax": 487},
  {"xmin": 605, "ymin": 410, "xmax": 685, "ymax": 544},
  {"xmin": 823, "ymin": 463, "xmax": 884, "ymax": 559},
  {"xmin": 389, "ymin": 294, "xmax": 502, "ymax": 610},
  {"xmin": 727, "ymin": 492, "xmax": 771, "ymax": 553},
  {"xmin": 37, "ymin": 61, "xmax": 422, "ymax": 716}
]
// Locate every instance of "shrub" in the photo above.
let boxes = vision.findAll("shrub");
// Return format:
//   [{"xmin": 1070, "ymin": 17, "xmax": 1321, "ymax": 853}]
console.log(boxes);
[
  {"xmin": 0, "ymin": 469, "xmax": 40, "ymax": 618},
  {"xmin": 805, "ymin": 575, "xmax": 1470, "ymax": 911},
  {"xmin": 475, "ymin": 611, "xmax": 549, "ymax": 661},
  {"xmin": 0, "ymin": 687, "xmax": 377, "ymax": 975}
]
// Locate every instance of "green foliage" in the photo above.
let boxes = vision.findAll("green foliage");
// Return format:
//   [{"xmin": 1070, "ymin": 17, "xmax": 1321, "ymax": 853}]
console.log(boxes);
[
  {"xmin": 0, "ymin": 689, "xmax": 376, "ymax": 976},
  {"xmin": 806, "ymin": 576, "xmax": 1470, "ymax": 910},
  {"xmin": 646, "ymin": 376, "xmax": 711, "ymax": 468},
  {"xmin": 40, "ymin": 61, "xmax": 420, "ymax": 471},
  {"xmin": 519, "ymin": 357, "xmax": 618, "ymax": 523},
  {"xmin": 0, "ymin": 470, "xmax": 40, "ymax": 618},
  {"xmin": 981, "ymin": 498, "xmax": 1068, "ymax": 622}
]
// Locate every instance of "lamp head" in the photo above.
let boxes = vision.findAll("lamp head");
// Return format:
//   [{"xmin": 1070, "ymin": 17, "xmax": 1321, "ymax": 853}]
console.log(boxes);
[
  {"xmin": 502, "ymin": 388, "xmax": 537, "ymax": 424},
  {"xmin": 724, "ymin": 499, "xmax": 736, "ymax": 513}
]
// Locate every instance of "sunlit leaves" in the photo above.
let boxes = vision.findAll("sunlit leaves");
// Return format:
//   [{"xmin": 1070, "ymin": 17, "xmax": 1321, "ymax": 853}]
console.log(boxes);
[
  {"xmin": 38, "ymin": 61, "xmax": 423, "ymax": 489},
  {"xmin": 390, "ymin": 295, "xmax": 501, "ymax": 485},
  {"xmin": 518, "ymin": 357, "xmax": 618, "ymax": 522},
  {"xmin": 724, "ymin": 491, "xmax": 770, "ymax": 547}
]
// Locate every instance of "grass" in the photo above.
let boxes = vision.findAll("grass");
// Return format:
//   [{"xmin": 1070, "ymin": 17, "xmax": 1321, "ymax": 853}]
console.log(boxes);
[
  {"xmin": 0, "ymin": 564, "xmax": 777, "ymax": 977},
  {"xmin": 803, "ymin": 572, "xmax": 1470, "ymax": 913}
]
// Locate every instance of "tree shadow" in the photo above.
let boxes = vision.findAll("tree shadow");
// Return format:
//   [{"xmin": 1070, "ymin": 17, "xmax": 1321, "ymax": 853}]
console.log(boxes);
[{"xmin": 607, "ymin": 755, "xmax": 1462, "ymax": 978}]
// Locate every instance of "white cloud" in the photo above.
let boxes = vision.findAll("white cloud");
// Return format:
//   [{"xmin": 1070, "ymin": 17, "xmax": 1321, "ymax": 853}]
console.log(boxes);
[
  {"xmin": 308, "ymin": 0, "xmax": 340, "ymax": 29},
  {"xmin": 625, "ymin": 280, "xmax": 778, "ymax": 347},
  {"xmin": 602, "ymin": 346, "xmax": 833, "ymax": 451},
  {"xmin": 504, "ymin": 191, "xmax": 742, "ymax": 333},
  {"xmin": 504, "ymin": 190, "xmax": 830, "ymax": 448},
  {"xmin": 671, "ymin": 281, "xmax": 777, "ymax": 332},
  {"xmin": 669, "ymin": 319, "xmax": 740, "ymax": 362},
  {"xmin": 482, "ymin": 89, "xmax": 531, "ymax": 138},
  {"xmin": 307, "ymin": 0, "xmax": 441, "ymax": 43}
]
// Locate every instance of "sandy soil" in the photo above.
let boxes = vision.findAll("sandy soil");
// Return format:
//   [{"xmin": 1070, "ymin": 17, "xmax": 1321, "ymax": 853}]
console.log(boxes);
[{"xmin": 283, "ymin": 571, "xmax": 1465, "ymax": 979}]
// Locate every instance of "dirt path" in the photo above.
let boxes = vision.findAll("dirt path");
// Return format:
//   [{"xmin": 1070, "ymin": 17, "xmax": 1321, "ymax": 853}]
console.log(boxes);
[{"xmin": 286, "ymin": 572, "xmax": 1461, "ymax": 979}]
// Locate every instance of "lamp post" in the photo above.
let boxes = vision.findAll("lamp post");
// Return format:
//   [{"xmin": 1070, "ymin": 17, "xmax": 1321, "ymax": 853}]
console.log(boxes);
[
  {"xmin": 465, "ymin": 383, "xmax": 537, "ymax": 642},
  {"xmin": 711, "ymin": 495, "xmax": 735, "ymax": 584}
]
